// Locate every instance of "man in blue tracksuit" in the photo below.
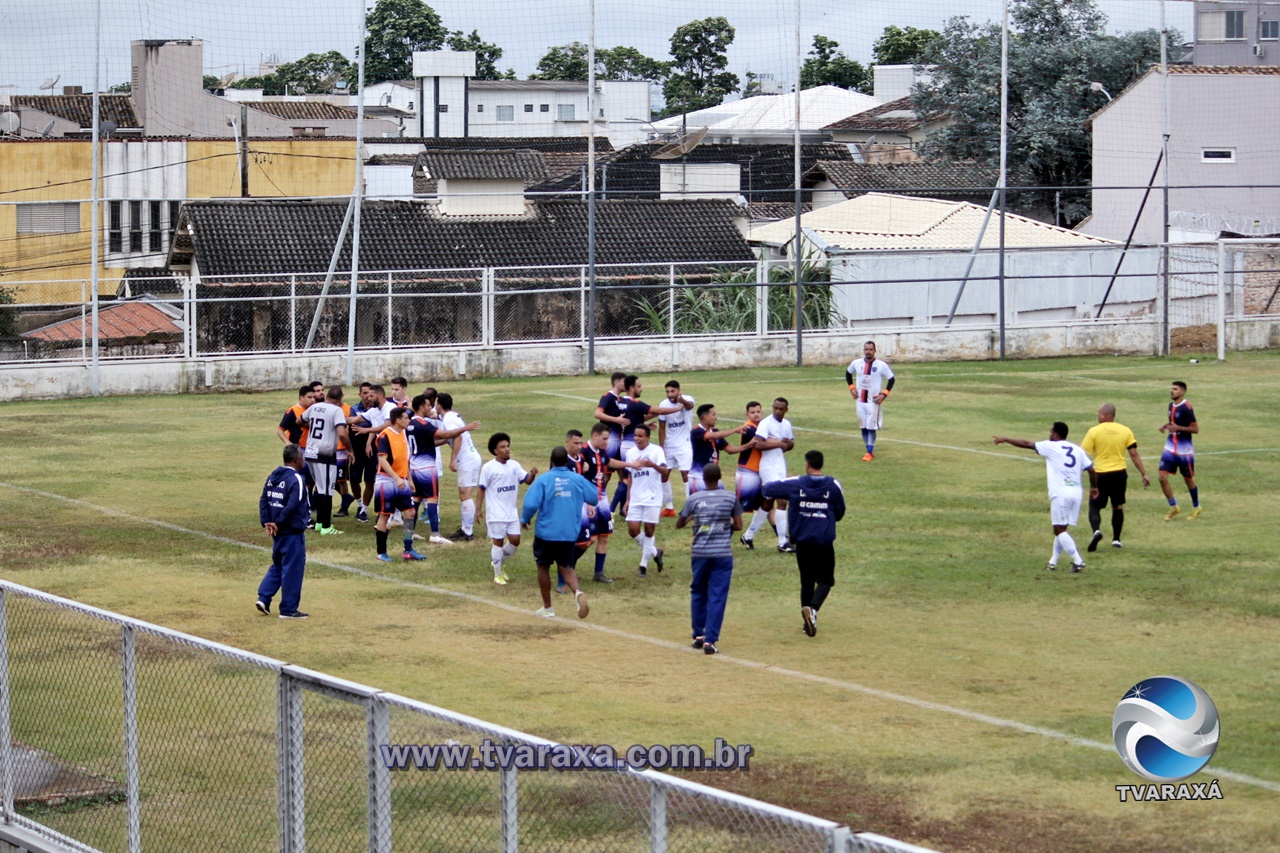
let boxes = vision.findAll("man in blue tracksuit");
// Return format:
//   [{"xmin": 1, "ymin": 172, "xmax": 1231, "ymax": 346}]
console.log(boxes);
[
  {"xmin": 762, "ymin": 450, "xmax": 846, "ymax": 638},
  {"xmin": 521, "ymin": 446, "xmax": 599, "ymax": 620},
  {"xmin": 257, "ymin": 443, "xmax": 312, "ymax": 619}
]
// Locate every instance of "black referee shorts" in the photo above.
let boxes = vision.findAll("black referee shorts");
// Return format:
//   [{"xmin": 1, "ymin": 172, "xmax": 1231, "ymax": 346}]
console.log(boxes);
[{"xmin": 1092, "ymin": 470, "xmax": 1128, "ymax": 509}]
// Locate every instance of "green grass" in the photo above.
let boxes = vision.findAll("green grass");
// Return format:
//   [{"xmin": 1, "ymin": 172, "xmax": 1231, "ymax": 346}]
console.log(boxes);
[{"xmin": 1, "ymin": 350, "xmax": 1278, "ymax": 852}]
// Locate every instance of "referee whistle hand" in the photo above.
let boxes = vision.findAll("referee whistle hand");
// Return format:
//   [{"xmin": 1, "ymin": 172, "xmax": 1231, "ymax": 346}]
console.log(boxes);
[
  {"xmin": 1090, "ymin": 488, "xmax": 1100, "ymax": 499},
  {"xmin": 264, "ymin": 522, "xmax": 278, "ymax": 537},
  {"xmin": 1142, "ymin": 475, "xmax": 1151, "ymax": 488}
]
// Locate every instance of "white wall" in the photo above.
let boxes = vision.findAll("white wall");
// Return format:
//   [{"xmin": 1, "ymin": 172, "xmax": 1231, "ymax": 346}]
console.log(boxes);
[{"xmin": 438, "ymin": 178, "xmax": 525, "ymax": 215}]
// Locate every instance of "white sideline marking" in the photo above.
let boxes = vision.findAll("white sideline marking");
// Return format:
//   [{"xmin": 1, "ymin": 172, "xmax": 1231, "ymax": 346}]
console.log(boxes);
[
  {"xmin": 534, "ymin": 391, "xmax": 602, "ymax": 403},
  {"xmin": 3, "ymin": 480, "xmax": 1277, "ymax": 793},
  {"xmin": 795, "ymin": 427, "xmax": 1040, "ymax": 462}
]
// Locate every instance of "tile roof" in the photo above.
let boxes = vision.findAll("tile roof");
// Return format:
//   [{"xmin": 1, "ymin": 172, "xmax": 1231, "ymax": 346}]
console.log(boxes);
[
  {"xmin": 822, "ymin": 96, "xmax": 944, "ymax": 132},
  {"xmin": 381, "ymin": 136, "xmax": 613, "ymax": 153},
  {"xmin": 176, "ymin": 198, "xmax": 753, "ymax": 276},
  {"xmin": 1166, "ymin": 64, "xmax": 1280, "ymax": 75},
  {"xmin": 418, "ymin": 149, "xmax": 549, "ymax": 183},
  {"xmin": 22, "ymin": 296, "xmax": 182, "ymax": 344},
  {"xmin": 749, "ymin": 192, "xmax": 1117, "ymax": 250},
  {"xmin": 246, "ymin": 101, "xmax": 359, "ymax": 120},
  {"xmin": 807, "ymin": 160, "xmax": 999, "ymax": 202},
  {"xmin": 11, "ymin": 94, "xmax": 138, "ymax": 128},
  {"xmin": 532, "ymin": 142, "xmax": 853, "ymax": 203}
]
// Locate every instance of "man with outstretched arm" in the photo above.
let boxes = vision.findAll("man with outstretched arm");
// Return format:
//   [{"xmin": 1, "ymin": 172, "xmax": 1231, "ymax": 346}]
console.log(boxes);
[{"xmin": 520, "ymin": 446, "xmax": 598, "ymax": 619}]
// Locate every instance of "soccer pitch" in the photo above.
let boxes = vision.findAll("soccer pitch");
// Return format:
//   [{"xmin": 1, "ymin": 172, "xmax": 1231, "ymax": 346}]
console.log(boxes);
[{"xmin": 1, "ymin": 351, "xmax": 1277, "ymax": 851}]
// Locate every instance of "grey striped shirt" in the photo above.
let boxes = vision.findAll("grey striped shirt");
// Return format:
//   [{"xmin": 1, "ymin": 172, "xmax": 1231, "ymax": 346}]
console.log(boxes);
[{"xmin": 679, "ymin": 488, "xmax": 743, "ymax": 557}]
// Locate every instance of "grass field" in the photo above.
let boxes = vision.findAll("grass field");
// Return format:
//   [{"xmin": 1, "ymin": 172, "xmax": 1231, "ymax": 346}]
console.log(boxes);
[{"xmin": 1, "ymin": 350, "xmax": 1278, "ymax": 852}]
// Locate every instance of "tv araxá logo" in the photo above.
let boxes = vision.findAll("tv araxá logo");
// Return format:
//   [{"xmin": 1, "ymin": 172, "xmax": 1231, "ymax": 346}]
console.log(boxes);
[{"xmin": 1112, "ymin": 675, "xmax": 1223, "ymax": 802}]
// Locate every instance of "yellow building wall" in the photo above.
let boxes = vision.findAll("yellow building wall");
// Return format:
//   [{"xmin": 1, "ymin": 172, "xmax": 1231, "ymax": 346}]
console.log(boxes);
[{"xmin": 2, "ymin": 138, "xmax": 360, "ymax": 303}]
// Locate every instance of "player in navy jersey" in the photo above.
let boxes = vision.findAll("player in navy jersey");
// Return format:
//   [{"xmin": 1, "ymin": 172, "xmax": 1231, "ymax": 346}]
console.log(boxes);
[
  {"xmin": 406, "ymin": 394, "xmax": 480, "ymax": 540},
  {"xmin": 723, "ymin": 401, "xmax": 765, "ymax": 540},
  {"xmin": 610, "ymin": 375, "xmax": 683, "ymax": 513},
  {"xmin": 1158, "ymin": 380, "xmax": 1201, "ymax": 520},
  {"xmin": 593, "ymin": 372, "xmax": 630, "ymax": 460},
  {"xmin": 567, "ymin": 425, "xmax": 632, "ymax": 584},
  {"xmin": 688, "ymin": 404, "xmax": 743, "ymax": 494}
]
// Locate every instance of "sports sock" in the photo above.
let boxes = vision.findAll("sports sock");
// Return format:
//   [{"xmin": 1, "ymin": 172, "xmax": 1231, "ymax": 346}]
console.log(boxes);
[
  {"xmin": 376, "ymin": 530, "xmax": 389, "ymax": 556},
  {"xmin": 611, "ymin": 480, "xmax": 628, "ymax": 512},
  {"xmin": 502, "ymin": 542, "xmax": 517, "ymax": 558},
  {"xmin": 426, "ymin": 502, "xmax": 440, "ymax": 533},
  {"xmin": 402, "ymin": 515, "xmax": 416, "ymax": 551},
  {"xmin": 680, "ymin": 476, "xmax": 690, "ymax": 502},
  {"xmin": 1088, "ymin": 501, "xmax": 1102, "ymax": 533},
  {"xmin": 357, "ymin": 499, "xmax": 366, "ymax": 511},
  {"xmin": 638, "ymin": 534, "xmax": 652, "ymax": 567},
  {"xmin": 1167, "ymin": 496, "xmax": 1177, "ymax": 507},
  {"xmin": 1049, "ymin": 538, "xmax": 1062, "ymax": 565},
  {"xmin": 557, "ymin": 569, "xmax": 565, "ymax": 587},
  {"xmin": 1189, "ymin": 487, "xmax": 1199, "ymax": 508},
  {"xmin": 812, "ymin": 583, "xmax": 832, "ymax": 611},
  {"xmin": 340, "ymin": 492, "xmax": 354, "ymax": 512},
  {"xmin": 315, "ymin": 494, "xmax": 333, "ymax": 527},
  {"xmin": 776, "ymin": 511, "xmax": 789, "ymax": 546},
  {"xmin": 1057, "ymin": 532, "xmax": 1082, "ymax": 563},
  {"xmin": 491, "ymin": 545, "xmax": 505, "ymax": 572},
  {"xmin": 662, "ymin": 481, "xmax": 674, "ymax": 507},
  {"xmin": 1112, "ymin": 508, "xmax": 1124, "ymax": 540},
  {"xmin": 461, "ymin": 499, "xmax": 475, "ymax": 535},
  {"xmin": 746, "ymin": 510, "xmax": 767, "ymax": 538},
  {"xmin": 860, "ymin": 428, "xmax": 870, "ymax": 448},
  {"xmin": 866, "ymin": 430, "xmax": 876, "ymax": 454},
  {"xmin": 594, "ymin": 552, "xmax": 607, "ymax": 573}
]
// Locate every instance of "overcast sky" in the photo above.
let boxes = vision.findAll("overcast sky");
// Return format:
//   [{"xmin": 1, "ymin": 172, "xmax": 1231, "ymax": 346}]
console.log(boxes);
[{"xmin": 2, "ymin": 0, "xmax": 1191, "ymax": 93}]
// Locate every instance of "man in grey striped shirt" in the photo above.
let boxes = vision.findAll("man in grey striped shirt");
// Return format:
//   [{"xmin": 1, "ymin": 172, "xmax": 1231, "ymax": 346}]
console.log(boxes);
[{"xmin": 675, "ymin": 463, "xmax": 743, "ymax": 656}]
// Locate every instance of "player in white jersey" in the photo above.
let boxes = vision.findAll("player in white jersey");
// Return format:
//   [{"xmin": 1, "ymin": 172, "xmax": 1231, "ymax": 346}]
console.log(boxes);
[
  {"xmin": 994, "ymin": 422, "xmax": 1098, "ymax": 572},
  {"xmin": 742, "ymin": 397, "xmax": 796, "ymax": 552},
  {"xmin": 846, "ymin": 340, "xmax": 896, "ymax": 461},
  {"xmin": 438, "ymin": 392, "xmax": 482, "ymax": 542},
  {"xmin": 477, "ymin": 432, "xmax": 537, "ymax": 584},
  {"xmin": 624, "ymin": 424, "xmax": 669, "ymax": 576},
  {"xmin": 300, "ymin": 386, "xmax": 350, "ymax": 536},
  {"xmin": 658, "ymin": 379, "xmax": 696, "ymax": 516}
]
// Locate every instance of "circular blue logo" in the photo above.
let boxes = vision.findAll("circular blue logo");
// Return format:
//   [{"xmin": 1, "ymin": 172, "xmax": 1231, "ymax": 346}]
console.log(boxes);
[{"xmin": 1112, "ymin": 676, "xmax": 1219, "ymax": 782}]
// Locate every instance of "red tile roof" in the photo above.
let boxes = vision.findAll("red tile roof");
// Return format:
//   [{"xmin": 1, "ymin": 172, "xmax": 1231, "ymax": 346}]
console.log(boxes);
[{"xmin": 22, "ymin": 298, "xmax": 182, "ymax": 344}]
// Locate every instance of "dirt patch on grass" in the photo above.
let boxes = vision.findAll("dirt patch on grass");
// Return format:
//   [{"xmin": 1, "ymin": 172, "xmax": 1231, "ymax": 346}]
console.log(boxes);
[
  {"xmin": 688, "ymin": 762, "xmax": 1163, "ymax": 853},
  {"xmin": 460, "ymin": 623, "xmax": 573, "ymax": 641},
  {"xmin": 0, "ymin": 531, "xmax": 91, "ymax": 570},
  {"xmin": 1170, "ymin": 324, "xmax": 1216, "ymax": 353}
]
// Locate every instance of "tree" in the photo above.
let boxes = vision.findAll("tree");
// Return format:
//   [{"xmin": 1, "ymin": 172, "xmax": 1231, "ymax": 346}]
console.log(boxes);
[
  {"xmin": 275, "ymin": 50, "xmax": 354, "ymax": 95},
  {"xmin": 112, "ymin": 81, "xmax": 135, "ymax": 93},
  {"xmin": 0, "ymin": 286, "xmax": 17, "ymax": 338},
  {"xmin": 229, "ymin": 75, "xmax": 285, "ymax": 95},
  {"xmin": 447, "ymin": 30, "xmax": 514, "ymax": 80},
  {"xmin": 663, "ymin": 17, "xmax": 739, "ymax": 116},
  {"xmin": 872, "ymin": 25, "xmax": 942, "ymax": 66},
  {"xmin": 531, "ymin": 43, "xmax": 667, "ymax": 83},
  {"xmin": 530, "ymin": 42, "xmax": 590, "ymax": 81},
  {"xmin": 799, "ymin": 35, "xmax": 870, "ymax": 93},
  {"xmin": 363, "ymin": 0, "xmax": 446, "ymax": 86},
  {"xmin": 912, "ymin": 0, "xmax": 1168, "ymax": 224}
]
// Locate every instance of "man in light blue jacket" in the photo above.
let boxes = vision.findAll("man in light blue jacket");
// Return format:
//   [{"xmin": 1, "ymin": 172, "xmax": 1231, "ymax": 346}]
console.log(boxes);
[{"xmin": 521, "ymin": 446, "xmax": 599, "ymax": 619}]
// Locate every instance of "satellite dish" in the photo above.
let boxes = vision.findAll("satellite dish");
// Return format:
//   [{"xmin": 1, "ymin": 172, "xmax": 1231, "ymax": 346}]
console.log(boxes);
[
  {"xmin": 0, "ymin": 112, "xmax": 19, "ymax": 134},
  {"xmin": 99, "ymin": 120, "xmax": 117, "ymax": 138},
  {"xmin": 217, "ymin": 71, "xmax": 238, "ymax": 88},
  {"xmin": 651, "ymin": 126, "xmax": 708, "ymax": 160},
  {"xmin": 40, "ymin": 75, "xmax": 61, "ymax": 91},
  {"xmin": 40, "ymin": 119, "xmax": 56, "ymax": 138}
]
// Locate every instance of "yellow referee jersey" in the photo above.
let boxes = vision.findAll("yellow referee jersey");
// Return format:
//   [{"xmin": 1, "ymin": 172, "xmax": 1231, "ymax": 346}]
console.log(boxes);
[{"xmin": 1081, "ymin": 422, "xmax": 1138, "ymax": 473}]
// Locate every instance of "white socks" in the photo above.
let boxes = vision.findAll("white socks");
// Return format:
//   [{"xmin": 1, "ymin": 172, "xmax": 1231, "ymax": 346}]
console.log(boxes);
[
  {"xmin": 746, "ymin": 509, "xmax": 767, "ymax": 538},
  {"xmin": 461, "ymin": 499, "xmax": 475, "ymax": 534},
  {"xmin": 776, "ymin": 511, "xmax": 789, "ymax": 546},
  {"xmin": 1056, "ymin": 531, "xmax": 1082, "ymax": 564},
  {"xmin": 662, "ymin": 481, "xmax": 674, "ymax": 507},
  {"xmin": 634, "ymin": 533, "xmax": 655, "ymax": 566},
  {"xmin": 491, "ymin": 545, "xmax": 505, "ymax": 574}
]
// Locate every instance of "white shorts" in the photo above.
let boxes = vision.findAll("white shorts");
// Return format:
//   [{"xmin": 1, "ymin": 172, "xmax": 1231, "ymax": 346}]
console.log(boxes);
[
  {"xmin": 1049, "ymin": 493, "xmax": 1082, "ymax": 527},
  {"xmin": 455, "ymin": 454, "xmax": 482, "ymax": 488},
  {"xmin": 856, "ymin": 400, "xmax": 884, "ymax": 431},
  {"xmin": 306, "ymin": 459, "xmax": 337, "ymax": 495},
  {"xmin": 758, "ymin": 464, "xmax": 787, "ymax": 485},
  {"xmin": 486, "ymin": 520, "xmax": 521, "ymax": 541},
  {"xmin": 626, "ymin": 504, "xmax": 661, "ymax": 524},
  {"xmin": 664, "ymin": 444, "xmax": 692, "ymax": 472}
]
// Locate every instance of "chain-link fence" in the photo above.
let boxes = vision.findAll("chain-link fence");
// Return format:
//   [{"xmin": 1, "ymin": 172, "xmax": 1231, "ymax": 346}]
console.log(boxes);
[{"xmin": 0, "ymin": 579, "xmax": 933, "ymax": 853}]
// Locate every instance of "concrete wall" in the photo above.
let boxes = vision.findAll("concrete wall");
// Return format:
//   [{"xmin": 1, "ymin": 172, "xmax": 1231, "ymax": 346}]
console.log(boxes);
[{"xmin": 0, "ymin": 321, "xmax": 1168, "ymax": 401}]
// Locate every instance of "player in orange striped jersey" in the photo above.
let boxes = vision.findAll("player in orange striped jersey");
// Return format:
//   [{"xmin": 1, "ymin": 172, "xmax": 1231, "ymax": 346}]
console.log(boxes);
[
  {"xmin": 723, "ymin": 401, "xmax": 764, "ymax": 548},
  {"xmin": 374, "ymin": 408, "xmax": 425, "ymax": 562}
]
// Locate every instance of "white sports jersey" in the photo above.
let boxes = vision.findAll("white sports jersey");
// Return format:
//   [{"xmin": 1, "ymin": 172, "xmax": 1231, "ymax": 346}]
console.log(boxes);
[
  {"xmin": 659, "ymin": 395, "xmax": 695, "ymax": 451},
  {"xmin": 301, "ymin": 402, "xmax": 345, "ymax": 458},
  {"xmin": 624, "ymin": 444, "xmax": 667, "ymax": 507},
  {"xmin": 1034, "ymin": 440, "xmax": 1092, "ymax": 498},
  {"xmin": 363, "ymin": 401, "xmax": 395, "ymax": 430},
  {"xmin": 440, "ymin": 411, "xmax": 480, "ymax": 462},
  {"xmin": 848, "ymin": 358, "xmax": 894, "ymax": 402},
  {"xmin": 478, "ymin": 458, "xmax": 528, "ymax": 523},
  {"xmin": 755, "ymin": 415, "xmax": 794, "ymax": 474},
  {"xmin": 428, "ymin": 413, "xmax": 444, "ymax": 466}
]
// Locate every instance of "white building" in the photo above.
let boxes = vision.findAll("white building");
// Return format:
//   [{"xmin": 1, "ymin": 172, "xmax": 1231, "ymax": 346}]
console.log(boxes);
[{"xmin": 650, "ymin": 85, "xmax": 879, "ymax": 144}]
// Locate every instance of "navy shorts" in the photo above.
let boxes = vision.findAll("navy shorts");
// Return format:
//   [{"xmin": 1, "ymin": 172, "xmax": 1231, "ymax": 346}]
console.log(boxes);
[{"xmin": 532, "ymin": 537, "xmax": 577, "ymax": 569}]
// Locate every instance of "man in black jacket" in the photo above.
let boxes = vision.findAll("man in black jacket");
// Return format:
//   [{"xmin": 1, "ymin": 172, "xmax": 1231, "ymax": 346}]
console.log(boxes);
[
  {"xmin": 257, "ymin": 444, "xmax": 312, "ymax": 619},
  {"xmin": 762, "ymin": 450, "xmax": 846, "ymax": 637}
]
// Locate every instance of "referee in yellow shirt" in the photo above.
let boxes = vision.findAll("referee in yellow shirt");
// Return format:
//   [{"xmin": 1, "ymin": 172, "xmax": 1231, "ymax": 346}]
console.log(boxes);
[{"xmin": 1080, "ymin": 403, "xmax": 1150, "ymax": 551}]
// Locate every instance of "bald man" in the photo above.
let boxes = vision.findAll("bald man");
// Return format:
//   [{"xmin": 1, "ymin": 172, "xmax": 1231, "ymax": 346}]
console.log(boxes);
[{"xmin": 1080, "ymin": 403, "xmax": 1150, "ymax": 551}]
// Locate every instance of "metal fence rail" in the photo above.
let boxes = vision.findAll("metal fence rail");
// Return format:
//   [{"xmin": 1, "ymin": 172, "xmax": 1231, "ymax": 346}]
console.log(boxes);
[{"xmin": 0, "ymin": 580, "xmax": 932, "ymax": 853}]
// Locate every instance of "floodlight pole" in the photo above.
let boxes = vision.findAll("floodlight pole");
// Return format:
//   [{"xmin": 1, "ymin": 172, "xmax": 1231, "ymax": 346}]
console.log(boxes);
[
  {"xmin": 89, "ymin": 0, "xmax": 102, "ymax": 395},
  {"xmin": 793, "ymin": 0, "xmax": 803, "ymax": 367},
  {"xmin": 587, "ymin": 0, "xmax": 598, "ymax": 375},
  {"xmin": 1160, "ymin": 0, "xmax": 1171, "ymax": 356},
  {"xmin": 997, "ymin": 0, "xmax": 1009, "ymax": 361},
  {"xmin": 345, "ymin": 27, "xmax": 368, "ymax": 385}
]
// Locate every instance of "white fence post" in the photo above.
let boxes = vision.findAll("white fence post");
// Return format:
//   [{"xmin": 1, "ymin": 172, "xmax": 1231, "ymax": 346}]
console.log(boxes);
[
  {"xmin": 1216, "ymin": 240, "xmax": 1226, "ymax": 362},
  {"xmin": 386, "ymin": 272, "xmax": 394, "ymax": 350},
  {"xmin": 367, "ymin": 698, "xmax": 391, "ymax": 852},
  {"xmin": 499, "ymin": 764, "xmax": 518, "ymax": 853},
  {"xmin": 121, "ymin": 626, "xmax": 141, "ymax": 853},
  {"xmin": 278, "ymin": 673, "xmax": 305, "ymax": 853},
  {"xmin": 757, "ymin": 258, "xmax": 768, "ymax": 336},
  {"xmin": 668, "ymin": 264, "xmax": 676, "ymax": 339},
  {"xmin": 649, "ymin": 783, "xmax": 667, "ymax": 853},
  {"xmin": 0, "ymin": 590, "xmax": 13, "ymax": 822},
  {"xmin": 290, "ymin": 276, "xmax": 298, "ymax": 354}
]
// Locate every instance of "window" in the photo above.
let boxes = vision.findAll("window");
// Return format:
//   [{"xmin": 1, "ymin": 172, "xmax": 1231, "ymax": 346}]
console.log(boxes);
[
  {"xmin": 1261, "ymin": 20, "xmax": 1279, "ymax": 39},
  {"xmin": 556, "ymin": 103, "xmax": 575, "ymax": 121},
  {"xmin": 169, "ymin": 201, "xmax": 181, "ymax": 246},
  {"xmin": 540, "ymin": 104, "xmax": 549, "ymax": 112},
  {"xmin": 16, "ymin": 202, "xmax": 80, "ymax": 234},
  {"xmin": 524, "ymin": 104, "xmax": 533, "ymax": 112},
  {"xmin": 129, "ymin": 201, "xmax": 142, "ymax": 252},
  {"xmin": 477, "ymin": 104, "xmax": 484, "ymax": 112},
  {"xmin": 109, "ymin": 201, "xmax": 122, "ymax": 252},
  {"xmin": 496, "ymin": 105, "xmax": 514, "ymax": 122},
  {"xmin": 437, "ymin": 104, "xmax": 448, "ymax": 113},
  {"xmin": 149, "ymin": 201, "xmax": 162, "ymax": 252},
  {"xmin": 1198, "ymin": 10, "xmax": 1246, "ymax": 40},
  {"xmin": 1202, "ymin": 148, "xmax": 1236, "ymax": 163}
]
